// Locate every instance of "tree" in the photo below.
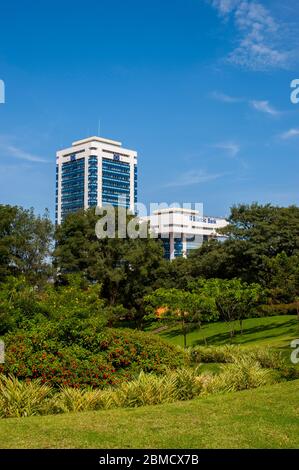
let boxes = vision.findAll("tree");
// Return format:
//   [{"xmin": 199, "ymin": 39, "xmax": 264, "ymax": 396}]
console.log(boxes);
[
  {"xmin": 295, "ymin": 296, "xmax": 299, "ymax": 322},
  {"xmin": 222, "ymin": 203, "xmax": 299, "ymax": 258},
  {"xmin": 0, "ymin": 276, "xmax": 41, "ymax": 334},
  {"xmin": 190, "ymin": 278, "xmax": 265, "ymax": 337},
  {"xmin": 0, "ymin": 205, "xmax": 53, "ymax": 285},
  {"xmin": 41, "ymin": 273, "xmax": 107, "ymax": 322},
  {"xmin": 183, "ymin": 204, "xmax": 299, "ymax": 302},
  {"xmin": 0, "ymin": 273, "xmax": 109, "ymax": 334},
  {"xmin": 54, "ymin": 207, "xmax": 166, "ymax": 328},
  {"xmin": 219, "ymin": 203, "xmax": 299, "ymax": 284},
  {"xmin": 145, "ymin": 288, "xmax": 217, "ymax": 348},
  {"xmin": 261, "ymin": 253, "xmax": 299, "ymax": 304}
]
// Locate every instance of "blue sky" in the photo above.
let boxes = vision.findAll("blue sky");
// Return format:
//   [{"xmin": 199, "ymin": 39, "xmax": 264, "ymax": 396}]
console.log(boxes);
[{"xmin": 0, "ymin": 0, "xmax": 298, "ymax": 219}]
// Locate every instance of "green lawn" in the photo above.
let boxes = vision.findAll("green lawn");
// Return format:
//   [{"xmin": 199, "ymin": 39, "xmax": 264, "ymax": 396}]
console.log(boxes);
[
  {"xmin": 1, "ymin": 315, "xmax": 298, "ymax": 449},
  {"xmin": 160, "ymin": 315, "xmax": 299, "ymax": 351},
  {"xmin": 0, "ymin": 380, "xmax": 298, "ymax": 448}
]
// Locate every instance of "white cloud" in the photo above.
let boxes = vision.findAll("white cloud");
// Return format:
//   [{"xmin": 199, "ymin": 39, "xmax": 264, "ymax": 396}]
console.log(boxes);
[
  {"xmin": 210, "ymin": 90, "xmax": 281, "ymax": 116},
  {"xmin": 209, "ymin": 0, "xmax": 292, "ymax": 70},
  {"xmin": 165, "ymin": 170, "xmax": 224, "ymax": 187},
  {"xmin": 210, "ymin": 0, "xmax": 239, "ymax": 15},
  {"xmin": 280, "ymin": 128, "xmax": 299, "ymax": 139},
  {"xmin": 210, "ymin": 91, "xmax": 242, "ymax": 103},
  {"xmin": 0, "ymin": 140, "xmax": 48, "ymax": 163},
  {"xmin": 212, "ymin": 142, "xmax": 240, "ymax": 157},
  {"xmin": 250, "ymin": 100, "xmax": 279, "ymax": 116}
]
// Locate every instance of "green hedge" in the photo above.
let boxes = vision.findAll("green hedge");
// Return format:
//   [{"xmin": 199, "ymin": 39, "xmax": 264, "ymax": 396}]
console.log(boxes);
[{"xmin": 260, "ymin": 303, "xmax": 298, "ymax": 316}]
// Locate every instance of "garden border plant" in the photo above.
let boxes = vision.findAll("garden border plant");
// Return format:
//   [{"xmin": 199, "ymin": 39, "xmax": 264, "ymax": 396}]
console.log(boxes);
[{"xmin": 0, "ymin": 345, "xmax": 298, "ymax": 419}]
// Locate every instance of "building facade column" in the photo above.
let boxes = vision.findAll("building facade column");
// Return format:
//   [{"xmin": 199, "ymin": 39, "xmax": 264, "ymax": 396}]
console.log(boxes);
[
  {"xmin": 169, "ymin": 233, "xmax": 175, "ymax": 260},
  {"xmin": 97, "ymin": 153, "xmax": 102, "ymax": 208},
  {"xmin": 84, "ymin": 155, "xmax": 89, "ymax": 210}
]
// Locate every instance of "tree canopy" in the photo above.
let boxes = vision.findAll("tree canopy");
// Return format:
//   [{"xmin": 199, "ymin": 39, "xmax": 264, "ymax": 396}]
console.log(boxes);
[
  {"xmin": 0, "ymin": 205, "xmax": 53, "ymax": 284},
  {"xmin": 54, "ymin": 207, "xmax": 167, "ymax": 327}
]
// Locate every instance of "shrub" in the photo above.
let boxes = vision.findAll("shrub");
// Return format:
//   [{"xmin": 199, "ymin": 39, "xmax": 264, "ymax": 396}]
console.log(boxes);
[
  {"xmin": 260, "ymin": 304, "xmax": 298, "ymax": 316},
  {"xmin": 113, "ymin": 371, "xmax": 177, "ymax": 408},
  {"xmin": 95, "ymin": 328, "xmax": 188, "ymax": 373},
  {"xmin": 203, "ymin": 357, "xmax": 276, "ymax": 394},
  {"xmin": 0, "ymin": 374, "xmax": 52, "ymax": 418},
  {"xmin": 1, "ymin": 341, "xmax": 117, "ymax": 389},
  {"xmin": 0, "ymin": 358, "xmax": 289, "ymax": 420},
  {"xmin": 189, "ymin": 345, "xmax": 240, "ymax": 364},
  {"xmin": 189, "ymin": 344, "xmax": 285, "ymax": 370},
  {"xmin": 275, "ymin": 365, "xmax": 299, "ymax": 381},
  {"xmin": 245, "ymin": 348, "xmax": 284, "ymax": 370},
  {"xmin": 169, "ymin": 367, "xmax": 203, "ymax": 401},
  {"xmin": 47, "ymin": 387, "xmax": 105, "ymax": 414},
  {"xmin": 113, "ymin": 368, "xmax": 203, "ymax": 408},
  {"xmin": 0, "ymin": 326, "xmax": 186, "ymax": 388}
]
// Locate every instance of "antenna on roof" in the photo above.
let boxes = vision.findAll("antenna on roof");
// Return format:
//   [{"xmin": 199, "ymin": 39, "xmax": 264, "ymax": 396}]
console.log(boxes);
[{"xmin": 98, "ymin": 119, "xmax": 101, "ymax": 137}]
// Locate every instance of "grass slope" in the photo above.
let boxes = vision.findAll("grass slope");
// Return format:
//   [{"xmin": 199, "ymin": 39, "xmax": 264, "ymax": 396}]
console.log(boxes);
[
  {"xmin": 160, "ymin": 315, "xmax": 299, "ymax": 351},
  {"xmin": 0, "ymin": 380, "xmax": 298, "ymax": 449}
]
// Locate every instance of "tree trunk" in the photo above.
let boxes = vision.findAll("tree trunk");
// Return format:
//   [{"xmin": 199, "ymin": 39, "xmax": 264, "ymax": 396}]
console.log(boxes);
[
  {"xmin": 229, "ymin": 324, "xmax": 235, "ymax": 341},
  {"xmin": 182, "ymin": 319, "xmax": 187, "ymax": 349}
]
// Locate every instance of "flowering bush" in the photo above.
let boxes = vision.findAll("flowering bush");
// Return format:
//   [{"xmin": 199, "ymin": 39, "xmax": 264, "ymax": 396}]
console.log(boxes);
[
  {"xmin": 0, "ymin": 324, "xmax": 186, "ymax": 388},
  {"xmin": 100, "ymin": 329, "xmax": 186, "ymax": 373}
]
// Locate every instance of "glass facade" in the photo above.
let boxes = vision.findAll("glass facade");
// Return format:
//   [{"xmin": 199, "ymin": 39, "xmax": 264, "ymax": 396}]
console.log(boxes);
[
  {"xmin": 61, "ymin": 157, "xmax": 85, "ymax": 220},
  {"xmin": 56, "ymin": 151, "xmax": 137, "ymax": 223},
  {"xmin": 134, "ymin": 164, "xmax": 137, "ymax": 205},
  {"xmin": 160, "ymin": 237, "xmax": 170, "ymax": 259},
  {"xmin": 160, "ymin": 236, "xmax": 183, "ymax": 259},
  {"xmin": 102, "ymin": 157, "xmax": 130, "ymax": 208},
  {"xmin": 174, "ymin": 237, "xmax": 183, "ymax": 257},
  {"xmin": 88, "ymin": 155, "xmax": 98, "ymax": 207},
  {"xmin": 55, "ymin": 165, "xmax": 59, "ymax": 223}
]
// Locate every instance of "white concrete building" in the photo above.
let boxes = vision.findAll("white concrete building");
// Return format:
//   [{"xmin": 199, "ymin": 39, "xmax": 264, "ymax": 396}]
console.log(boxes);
[
  {"xmin": 56, "ymin": 136, "xmax": 137, "ymax": 224},
  {"xmin": 142, "ymin": 207, "xmax": 228, "ymax": 259}
]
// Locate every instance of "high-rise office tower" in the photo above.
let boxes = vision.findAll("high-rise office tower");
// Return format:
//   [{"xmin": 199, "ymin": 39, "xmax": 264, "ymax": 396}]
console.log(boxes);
[{"xmin": 56, "ymin": 136, "xmax": 137, "ymax": 224}]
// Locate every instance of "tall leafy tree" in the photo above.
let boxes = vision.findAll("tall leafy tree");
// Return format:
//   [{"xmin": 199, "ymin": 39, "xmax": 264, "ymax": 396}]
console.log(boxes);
[
  {"xmin": 54, "ymin": 207, "xmax": 166, "ymax": 327},
  {"xmin": 190, "ymin": 278, "xmax": 265, "ymax": 337},
  {"xmin": 0, "ymin": 205, "xmax": 53, "ymax": 284},
  {"xmin": 261, "ymin": 253, "xmax": 299, "ymax": 304},
  {"xmin": 145, "ymin": 287, "xmax": 218, "ymax": 348},
  {"xmin": 185, "ymin": 204, "xmax": 299, "ymax": 293},
  {"xmin": 223, "ymin": 203, "xmax": 299, "ymax": 257}
]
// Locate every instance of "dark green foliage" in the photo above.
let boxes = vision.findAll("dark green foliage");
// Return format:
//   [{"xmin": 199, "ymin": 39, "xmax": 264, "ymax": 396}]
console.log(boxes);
[
  {"xmin": 260, "ymin": 303, "xmax": 298, "ymax": 316},
  {"xmin": 180, "ymin": 204, "xmax": 299, "ymax": 304},
  {"xmin": 54, "ymin": 207, "xmax": 167, "ymax": 327},
  {"xmin": 223, "ymin": 203, "xmax": 299, "ymax": 257},
  {"xmin": 0, "ymin": 205, "xmax": 53, "ymax": 284},
  {"xmin": 277, "ymin": 365, "xmax": 299, "ymax": 381},
  {"xmin": 0, "ymin": 274, "xmax": 108, "ymax": 334}
]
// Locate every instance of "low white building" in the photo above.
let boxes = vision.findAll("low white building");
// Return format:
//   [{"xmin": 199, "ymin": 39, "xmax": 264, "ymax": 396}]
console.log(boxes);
[{"xmin": 142, "ymin": 207, "xmax": 228, "ymax": 260}]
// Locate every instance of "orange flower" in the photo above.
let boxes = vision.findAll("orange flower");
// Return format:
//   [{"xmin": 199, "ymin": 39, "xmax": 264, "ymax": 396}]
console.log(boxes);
[{"xmin": 156, "ymin": 306, "xmax": 168, "ymax": 318}]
